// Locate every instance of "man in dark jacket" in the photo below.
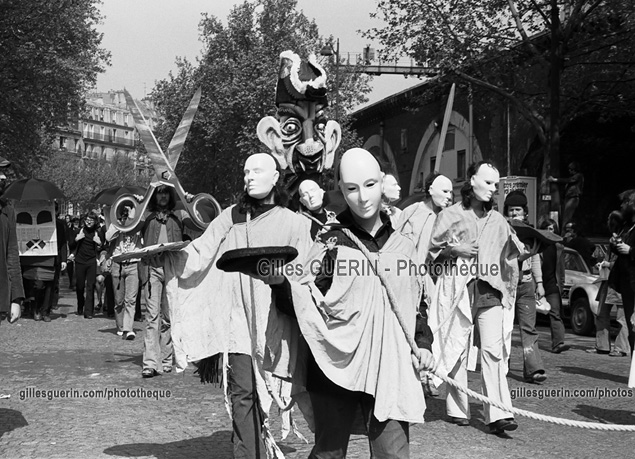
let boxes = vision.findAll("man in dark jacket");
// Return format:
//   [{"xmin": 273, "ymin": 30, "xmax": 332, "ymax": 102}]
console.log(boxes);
[
  {"xmin": 0, "ymin": 157, "xmax": 23, "ymax": 323},
  {"xmin": 139, "ymin": 184, "xmax": 183, "ymax": 378}
]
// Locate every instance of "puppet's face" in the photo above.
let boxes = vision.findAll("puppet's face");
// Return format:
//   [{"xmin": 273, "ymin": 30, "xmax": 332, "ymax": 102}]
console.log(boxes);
[
  {"xmin": 298, "ymin": 179, "xmax": 324, "ymax": 211},
  {"xmin": 382, "ymin": 174, "xmax": 401, "ymax": 202},
  {"xmin": 244, "ymin": 154, "xmax": 279, "ymax": 200},
  {"xmin": 277, "ymin": 100, "xmax": 331, "ymax": 175},
  {"xmin": 470, "ymin": 165, "xmax": 499, "ymax": 202},
  {"xmin": 429, "ymin": 175, "xmax": 453, "ymax": 209},
  {"xmin": 339, "ymin": 149, "xmax": 383, "ymax": 221}
]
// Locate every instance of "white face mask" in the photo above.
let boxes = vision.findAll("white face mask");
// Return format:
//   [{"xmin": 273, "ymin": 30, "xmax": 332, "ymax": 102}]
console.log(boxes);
[
  {"xmin": 382, "ymin": 175, "xmax": 401, "ymax": 202},
  {"xmin": 428, "ymin": 175, "xmax": 453, "ymax": 208},
  {"xmin": 243, "ymin": 154, "xmax": 279, "ymax": 200},
  {"xmin": 339, "ymin": 149, "xmax": 383, "ymax": 222},
  {"xmin": 470, "ymin": 165, "xmax": 499, "ymax": 202},
  {"xmin": 298, "ymin": 180, "xmax": 325, "ymax": 211}
]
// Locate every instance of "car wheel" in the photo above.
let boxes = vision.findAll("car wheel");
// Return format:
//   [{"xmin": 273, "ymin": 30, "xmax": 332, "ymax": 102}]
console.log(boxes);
[{"xmin": 570, "ymin": 297, "xmax": 594, "ymax": 336}]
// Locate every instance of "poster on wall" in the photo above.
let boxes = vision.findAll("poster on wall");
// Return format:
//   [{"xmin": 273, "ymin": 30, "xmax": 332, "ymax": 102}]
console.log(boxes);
[
  {"xmin": 495, "ymin": 176, "xmax": 537, "ymax": 226},
  {"xmin": 14, "ymin": 200, "xmax": 58, "ymax": 257}
]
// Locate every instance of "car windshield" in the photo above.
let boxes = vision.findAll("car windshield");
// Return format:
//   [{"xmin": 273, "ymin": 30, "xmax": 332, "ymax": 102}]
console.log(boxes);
[{"xmin": 564, "ymin": 250, "xmax": 588, "ymax": 273}]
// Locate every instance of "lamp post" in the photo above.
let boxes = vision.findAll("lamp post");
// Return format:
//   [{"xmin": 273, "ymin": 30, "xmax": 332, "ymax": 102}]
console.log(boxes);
[{"xmin": 320, "ymin": 38, "xmax": 340, "ymax": 121}]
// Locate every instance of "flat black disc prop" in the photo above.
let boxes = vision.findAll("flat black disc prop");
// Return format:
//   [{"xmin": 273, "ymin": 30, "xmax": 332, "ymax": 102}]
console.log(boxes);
[
  {"xmin": 216, "ymin": 246, "xmax": 298, "ymax": 274},
  {"xmin": 510, "ymin": 220, "xmax": 563, "ymax": 245}
]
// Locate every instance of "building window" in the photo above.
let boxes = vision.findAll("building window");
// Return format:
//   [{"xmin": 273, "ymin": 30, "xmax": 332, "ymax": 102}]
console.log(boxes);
[
  {"xmin": 59, "ymin": 136, "xmax": 67, "ymax": 150},
  {"xmin": 457, "ymin": 149, "xmax": 466, "ymax": 180},
  {"xmin": 124, "ymin": 113, "xmax": 129, "ymax": 126},
  {"xmin": 444, "ymin": 129, "xmax": 455, "ymax": 151}
]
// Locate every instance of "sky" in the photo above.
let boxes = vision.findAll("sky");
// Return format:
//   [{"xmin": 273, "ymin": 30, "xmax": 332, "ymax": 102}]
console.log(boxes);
[{"xmin": 95, "ymin": 0, "xmax": 422, "ymax": 109}]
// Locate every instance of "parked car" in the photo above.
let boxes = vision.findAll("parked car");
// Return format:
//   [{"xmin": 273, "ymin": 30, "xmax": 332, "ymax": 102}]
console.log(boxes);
[{"xmin": 561, "ymin": 246, "xmax": 618, "ymax": 335}]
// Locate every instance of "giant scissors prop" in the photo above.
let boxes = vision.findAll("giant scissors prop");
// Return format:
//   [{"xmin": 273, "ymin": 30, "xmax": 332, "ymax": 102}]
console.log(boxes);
[{"xmin": 109, "ymin": 88, "xmax": 222, "ymax": 232}]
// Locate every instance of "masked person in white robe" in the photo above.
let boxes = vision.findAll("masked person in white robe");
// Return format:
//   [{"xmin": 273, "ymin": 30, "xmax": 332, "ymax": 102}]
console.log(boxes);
[
  {"xmin": 428, "ymin": 161, "xmax": 536, "ymax": 435},
  {"xmin": 398, "ymin": 172, "xmax": 453, "ymax": 397},
  {"xmin": 259, "ymin": 148, "xmax": 436, "ymax": 458},
  {"xmin": 160, "ymin": 153, "xmax": 312, "ymax": 459}
]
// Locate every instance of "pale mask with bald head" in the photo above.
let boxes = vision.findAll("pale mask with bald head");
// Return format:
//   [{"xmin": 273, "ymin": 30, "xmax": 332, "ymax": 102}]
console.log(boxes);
[
  {"xmin": 298, "ymin": 179, "xmax": 325, "ymax": 212},
  {"xmin": 339, "ymin": 148, "xmax": 383, "ymax": 224},
  {"xmin": 470, "ymin": 164, "xmax": 499, "ymax": 203},
  {"xmin": 382, "ymin": 174, "xmax": 401, "ymax": 202},
  {"xmin": 429, "ymin": 175, "xmax": 453, "ymax": 209},
  {"xmin": 244, "ymin": 153, "xmax": 280, "ymax": 201}
]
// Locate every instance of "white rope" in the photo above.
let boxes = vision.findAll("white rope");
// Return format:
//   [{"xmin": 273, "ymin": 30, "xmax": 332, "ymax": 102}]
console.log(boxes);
[{"xmin": 340, "ymin": 227, "xmax": 635, "ymax": 432}]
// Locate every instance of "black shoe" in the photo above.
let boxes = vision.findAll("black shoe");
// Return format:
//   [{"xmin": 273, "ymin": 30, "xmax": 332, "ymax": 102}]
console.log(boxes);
[
  {"xmin": 525, "ymin": 372, "xmax": 547, "ymax": 383},
  {"xmin": 489, "ymin": 418, "xmax": 518, "ymax": 434},
  {"xmin": 552, "ymin": 344, "xmax": 570, "ymax": 354},
  {"xmin": 585, "ymin": 348, "xmax": 609, "ymax": 354},
  {"xmin": 84, "ymin": 315, "xmax": 93, "ymax": 319},
  {"xmin": 77, "ymin": 309, "xmax": 84, "ymax": 316},
  {"xmin": 450, "ymin": 417, "xmax": 470, "ymax": 426},
  {"xmin": 43, "ymin": 315, "xmax": 52, "ymax": 323},
  {"xmin": 33, "ymin": 312, "xmax": 42, "ymax": 321},
  {"xmin": 142, "ymin": 368, "xmax": 159, "ymax": 378}
]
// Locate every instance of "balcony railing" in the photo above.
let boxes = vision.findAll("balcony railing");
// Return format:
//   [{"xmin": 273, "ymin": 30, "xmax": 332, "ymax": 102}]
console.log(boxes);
[{"xmin": 82, "ymin": 132, "xmax": 134, "ymax": 146}]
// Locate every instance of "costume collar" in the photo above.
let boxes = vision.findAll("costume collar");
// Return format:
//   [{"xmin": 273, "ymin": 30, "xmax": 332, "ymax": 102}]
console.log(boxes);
[{"xmin": 336, "ymin": 208, "xmax": 392, "ymax": 239}]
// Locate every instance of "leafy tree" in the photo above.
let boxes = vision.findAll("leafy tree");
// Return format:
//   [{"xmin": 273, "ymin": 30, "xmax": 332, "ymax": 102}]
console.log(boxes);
[
  {"xmin": 366, "ymin": 0, "xmax": 635, "ymax": 210},
  {"xmin": 0, "ymin": 0, "xmax": 110, "ymax": 174},
  {"xmin": 35, "ymin": 150, "xmax": 150, "ymax": 214},
  {"xmin": 152, "ymin": 0, "xmax": 371, "ymax": 206}
]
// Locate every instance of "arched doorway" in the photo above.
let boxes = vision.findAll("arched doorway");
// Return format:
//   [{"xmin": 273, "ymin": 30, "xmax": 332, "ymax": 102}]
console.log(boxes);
[
  {"xmin": 362, "ymin": 135, "xmax": 399, "ymax": 177},
  {"xmin": 409, "ymin": 111, "xmax": 482, "ymax": 199}
]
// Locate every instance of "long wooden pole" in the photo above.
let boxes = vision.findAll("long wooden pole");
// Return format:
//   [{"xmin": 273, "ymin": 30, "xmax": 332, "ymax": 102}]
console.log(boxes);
[{"xmin": 434, "ymin": 83, "xmax": 456, "ymax": 173}]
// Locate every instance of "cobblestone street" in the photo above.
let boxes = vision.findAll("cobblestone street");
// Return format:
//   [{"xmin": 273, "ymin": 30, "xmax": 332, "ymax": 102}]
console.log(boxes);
[{"xmin": 1, "ymin": 278, "xmax": 634, "ymax": 458}]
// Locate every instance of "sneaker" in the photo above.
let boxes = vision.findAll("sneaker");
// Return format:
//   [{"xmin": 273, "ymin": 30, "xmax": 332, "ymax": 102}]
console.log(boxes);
[
  {"xmin": 116, "ymin": 331, "xmax": 124, "ymax": 336},
  {"xmin": 609, "ymin": 349, "xmax": 627, "ymax": 357},
  {"xmin": 162, "ymin": 366, "xmax": 172, "ymax": 374},
  {"xmin": 124, "ymin": 331, "xmax": 136, "ymax": 341}
]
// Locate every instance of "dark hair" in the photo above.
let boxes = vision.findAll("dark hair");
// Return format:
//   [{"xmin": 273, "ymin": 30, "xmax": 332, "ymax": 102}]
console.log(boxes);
[
  {"xmin": 539, "ymin": 217, "xmax": 559, "ymax": 233},
  {"xmin": 460, "ymin": 161, "xmax": 498, "ymax": 210},
  {"xmin": 568, "ymin": 161, "xmax": 581, "ymax": 173},
  {"xmin": 148, "ymin": 184, "xmax": 177, "ymax": 212},
  {"xmin": 607, "ymin": 210, "xmax": 624, "ymax": 234},
  {"xmin": 423, "ymin": 172, "xmax": 441, "ymax": 199}
]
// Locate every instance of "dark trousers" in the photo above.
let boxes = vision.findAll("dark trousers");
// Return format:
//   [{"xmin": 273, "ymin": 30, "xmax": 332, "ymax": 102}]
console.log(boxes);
[
  {"xmin": 33, "ymin": 279, "xmax": 54, "ymax": 317},
  {"xmin": 104, "ymin": 273, "xmax": 115, "ymax": 315},
  {"xmin": 75, "ymin": 262, "xmax": 96, "ymax": 316},
  {"xmin": 227, "ymin": 353, "xmax": 266, "ymax": 459},
  {"xmin": 67, "ymin": 260, "xmax": 75, "ymax": 289},
  {"xmin": 545, "ymin": 292, "xmax": 566, "ymax": 350},
  {"xmin": 309, "ymin": 390, "xmax": 409, "ymax": 459}
]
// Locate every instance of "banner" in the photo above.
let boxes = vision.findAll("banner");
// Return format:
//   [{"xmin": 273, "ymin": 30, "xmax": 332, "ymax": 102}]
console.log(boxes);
[{"xmin": 14, "ymin": 200, "xmax": 58, "ymax": 257}]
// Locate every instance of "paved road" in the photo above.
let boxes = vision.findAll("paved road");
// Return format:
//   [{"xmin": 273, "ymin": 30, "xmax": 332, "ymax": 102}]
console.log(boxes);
[{"xmin": 1, "ymin": 278, "xmax": 634, "ymax": 458}]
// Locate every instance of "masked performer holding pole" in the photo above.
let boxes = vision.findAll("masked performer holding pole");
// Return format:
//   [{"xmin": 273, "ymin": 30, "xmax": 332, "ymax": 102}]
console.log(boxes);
[
  {"xmin": 256, "ymin": 148, "xmax": 435, "ymax": 458},
  {"xmin": 427, "ymin": 161, "xmax": 538, "ymax": 435},
  {"xmin": 155, "ymin": 153, "xmax": 311, "ymax": 458}
]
